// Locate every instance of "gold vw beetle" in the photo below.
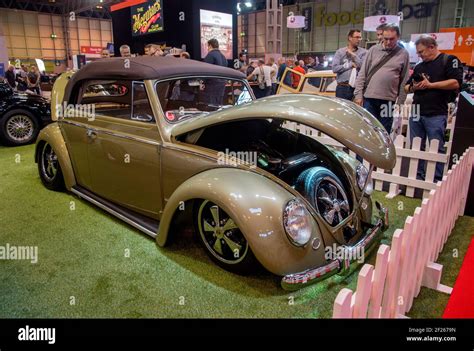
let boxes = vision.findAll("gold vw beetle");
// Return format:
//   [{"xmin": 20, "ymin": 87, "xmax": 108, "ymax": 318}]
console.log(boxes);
[{"xmin": 35, "ymin": 57, "xmax": 395, "ymax": 290}]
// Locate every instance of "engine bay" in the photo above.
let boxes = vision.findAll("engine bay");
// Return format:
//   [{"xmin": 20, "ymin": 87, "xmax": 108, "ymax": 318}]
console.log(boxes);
[{"xmin": 179, "ymin": 119, "xmax": 356, "ymax": 220}]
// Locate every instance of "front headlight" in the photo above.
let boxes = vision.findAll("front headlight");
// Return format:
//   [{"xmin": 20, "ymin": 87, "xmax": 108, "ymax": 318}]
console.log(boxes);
[
  {"xmin": 283, "ymin": 199, "xmax": 312, "ymax": 247},
  {"xmin": 356, "ymin": 164, "xmax": 373, "ymax": 195}
]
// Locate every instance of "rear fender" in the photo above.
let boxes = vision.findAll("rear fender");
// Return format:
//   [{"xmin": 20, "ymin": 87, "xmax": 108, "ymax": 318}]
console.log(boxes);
[{"xmin": 35, "ymin": 123, "xmax": 76, "ymax": 190}]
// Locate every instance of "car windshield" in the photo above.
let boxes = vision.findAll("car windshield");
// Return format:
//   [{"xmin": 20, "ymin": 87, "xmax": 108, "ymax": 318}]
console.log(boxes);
[{"xmin": 156, "ymin": 77, "xmax": 253, "ymax": 123}]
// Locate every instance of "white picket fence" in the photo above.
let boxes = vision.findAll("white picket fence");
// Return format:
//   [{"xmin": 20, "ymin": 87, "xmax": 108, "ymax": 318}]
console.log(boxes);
[
  {"xmin": 283, "ymin": 117, "xmax": 456, "ymax": 199},
  {"xmin": 332, "ymin": 147, "xmax": 474, "ymax": 318}
]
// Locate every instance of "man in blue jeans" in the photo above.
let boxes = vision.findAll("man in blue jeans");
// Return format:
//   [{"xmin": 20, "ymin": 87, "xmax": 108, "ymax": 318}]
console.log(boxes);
[
  {"xmin": 405, "ymin": 35, "xmax": 463, "ymax": 182},
  {"xmin": 332, "ymin": 29, "xmax": 366, "ymax": 101}
]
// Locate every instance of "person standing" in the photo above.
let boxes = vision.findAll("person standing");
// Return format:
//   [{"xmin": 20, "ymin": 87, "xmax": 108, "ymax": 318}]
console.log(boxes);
[
  {"xmin": 27, "ymin": 65, "xmax": 41, "ymax": 95},
  {"xmin": 144, "ymin": 44, "xmax": 163, "ymax": 56},
  {"xmin": 291, "ymin": 60, "xmax": 305, "ymax": 89},
  {"xmin": 5, "ymin": 65, "xmax": 16, "ymax": 90},
  {"xmin": 119, "ymin": 45, "xmax": 131, "ymax": 57},
  {"xmin": 269, "ymin": 57, "xmax": 279, "ymax": 94},
  {"xmin": 405, "ymin": 35, "xmax": 463, "ymax": 181},
  {"xmin": 376, "ymin": 24, "xmax": 387, "ymax": 44},
  {"xmin": 354, "ymin": 24, "xmax": 410, "ymax": 133},
  {"xmin": 101, "ymin": 49, "xmax": 111, "ymax": 58},
  {"xmin": 332, "ymin": 29, "xmax": 367, "ymax": 101},
  {"xmin": 204, "ymin": 39, "xmax": 227, "ymax": 67},
  {"xmin": 247, "ymin": 59, "xmax": 274, "ymax": 98}
]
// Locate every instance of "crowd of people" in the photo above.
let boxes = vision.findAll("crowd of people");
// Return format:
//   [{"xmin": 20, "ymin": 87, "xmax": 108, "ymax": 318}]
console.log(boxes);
[
  {"xmin": 332, "ymin": 23, "xmax": 463, "ymax": 181},
  {"xmin": 4, "ymin": 64, "xmax": 42, "ymax": 95}
]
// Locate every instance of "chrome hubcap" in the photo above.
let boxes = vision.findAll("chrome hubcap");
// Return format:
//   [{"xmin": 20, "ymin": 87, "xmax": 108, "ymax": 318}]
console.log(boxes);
[
  {"xmin": 6, "ymin": 115, "xmax": 34, "ymax": 142},
  {"xmin": 41, "ymin": 144, "xmax": 58, "ymax": 182},
  {"xmin": 316, "ymin": 177, "xmax": 350, "ymax": 226},
  {"xmin": 198, "ymin": 201, "xmax": 248, "ymax": 264}
]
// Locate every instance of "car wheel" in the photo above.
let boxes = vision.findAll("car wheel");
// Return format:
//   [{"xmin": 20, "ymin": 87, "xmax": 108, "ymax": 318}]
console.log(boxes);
[
  {"xmin": 296, "ymin": 167, "xmax": 350, "ymax": 227},
  {"xmin": 0, "ymin": 109, "xmax": 39, "ymax": 146},
  {"xmin": 38, "ymin": 142, "xmax": 65, "ymax": 191},
  {"xmin": 195, "ymin": 200, "xmax": 258, "ymax": 274}
]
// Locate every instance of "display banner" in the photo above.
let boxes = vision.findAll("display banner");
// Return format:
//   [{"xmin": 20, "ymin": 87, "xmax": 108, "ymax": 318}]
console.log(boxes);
[
  {"xmin": 80, "ymin": 46, "xmax": 103, "ymax": 55},
  {"xmin": 287, "ymin": 15, "xmax": 305, "ymax": 29},
  {"xmin": 200, "ymin": 9, "xmax": 233, "ymax": 60},
  {"xmin": 302, "ymin": 7, "xmax": 312, "ymax": 33},
  {"xmin": 131, "ymin": 0, "xmax": 164, "ymax": 37},
  {"xmin": 363, "ymin": 15, "xmax": 400, "ymax": 32},
  {"xmin": 410, "ymin": 32, "xmax": 455, "ymax": 50}
]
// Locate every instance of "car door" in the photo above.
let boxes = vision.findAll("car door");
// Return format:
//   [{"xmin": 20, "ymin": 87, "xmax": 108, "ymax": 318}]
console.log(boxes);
[{"xmin": 79, "ymin": 80, "xmax": 162, "ymax": 219}]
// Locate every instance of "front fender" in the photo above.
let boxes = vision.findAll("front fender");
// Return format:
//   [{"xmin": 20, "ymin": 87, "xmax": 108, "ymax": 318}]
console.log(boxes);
[
  {"xmin": 35, "ymin": 122, "xmax": 76, "ymax": 190},
  {"xmin": 157, "ymin": 168, "xmax": 328, "ymax": 276}
]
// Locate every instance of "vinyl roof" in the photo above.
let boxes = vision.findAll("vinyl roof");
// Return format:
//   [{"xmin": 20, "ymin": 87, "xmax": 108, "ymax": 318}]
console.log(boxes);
[{"xmin": 70, "ymin": 56, "xmax": 245, "ymax": 82}]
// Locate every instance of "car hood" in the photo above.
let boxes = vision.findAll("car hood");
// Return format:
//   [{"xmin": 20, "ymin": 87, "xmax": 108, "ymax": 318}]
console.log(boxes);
[
  {"xmin": 170, "ymin": 94, "xmax": 396, "ymax": 169},
  {"xmin": 13, "ymin": 92, "xmax": 49, "ymax": 104}
]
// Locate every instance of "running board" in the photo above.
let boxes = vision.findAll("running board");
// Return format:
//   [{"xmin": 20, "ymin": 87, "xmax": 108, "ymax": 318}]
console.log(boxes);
[{"xmin": 71, "ymin": 186, "xmax": 159, "ymax": 239}]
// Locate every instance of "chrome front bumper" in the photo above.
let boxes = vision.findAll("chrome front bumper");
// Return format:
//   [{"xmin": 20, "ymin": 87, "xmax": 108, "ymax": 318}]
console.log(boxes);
[{"xmin": 281, "ymin": 201, "xmax": 389, "ymax": 291}]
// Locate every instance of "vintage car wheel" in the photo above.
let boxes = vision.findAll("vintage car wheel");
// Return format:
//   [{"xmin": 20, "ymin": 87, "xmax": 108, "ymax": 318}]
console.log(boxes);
[
  {"xmin": 0, "ymin": 109, "xmax": 39, "ymax": 146},
  {"xmin": 38, "ymin": 142, "xmax": 65, "ymax": 191},
  {"xmin": 195, "ymin": 200, "xmax": 257, "ymax": 274},
  {"xmin": 296, "ymin": 167, "xmax": 350, "ymax": 227}
]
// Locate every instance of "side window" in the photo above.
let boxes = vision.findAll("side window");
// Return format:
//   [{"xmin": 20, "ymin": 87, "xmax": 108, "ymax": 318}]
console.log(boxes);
[
  {"xmin": 79, "ymin": 80, "xmax": 132, "ymax": 120},
  {"xmin": 132, "ymin": 82, "xmax": 155, "ymax": 123}
]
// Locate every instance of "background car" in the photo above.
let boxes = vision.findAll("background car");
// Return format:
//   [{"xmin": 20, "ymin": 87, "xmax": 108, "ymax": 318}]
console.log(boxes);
[
  {"xmin": 0, "ymin": 81, "xmax": 51, "ymax": 146},
  {"xmin": 277, "ymin": 68, "xmax": 337, "ymax": 97},
  {"xmin": 35, "ymin": 56, "xmax": 395, "ymax": 290}
]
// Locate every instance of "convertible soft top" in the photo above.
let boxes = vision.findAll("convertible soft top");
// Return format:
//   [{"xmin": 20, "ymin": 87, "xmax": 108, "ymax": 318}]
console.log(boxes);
[{"xmin": 63, "ymin": 56, "xmax": 245, "ymax": 103}]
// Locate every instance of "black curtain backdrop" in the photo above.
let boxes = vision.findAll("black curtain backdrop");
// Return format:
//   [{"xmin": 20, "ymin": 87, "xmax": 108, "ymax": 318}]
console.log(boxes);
[{"xmin": 111, "ymin": 0, "xmax": 238, "ymax": 66}]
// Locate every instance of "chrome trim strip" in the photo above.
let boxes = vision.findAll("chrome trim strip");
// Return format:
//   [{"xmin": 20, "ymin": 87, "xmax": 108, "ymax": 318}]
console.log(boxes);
[
  {"xmin": 93, "ymin": 128, "xmax": 161, "ymax": 146},
  {"xmin": 71, "ymin": 188, "xmax": 157, "ymax": 239},
  {"xmin": 60, "ymin": 119, "xmax": 88, "ymax": 129}
]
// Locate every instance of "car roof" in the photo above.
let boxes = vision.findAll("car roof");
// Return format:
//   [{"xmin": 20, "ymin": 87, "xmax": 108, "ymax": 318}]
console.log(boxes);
[
  {"xmin": 70, "ymin": 56, "xmax": 245, "ymax": 82},
  {"xmin": 63, "ymin": 56, "xmax": 245, "ymax": 103},
  {"xmin": 304, "ymin": 70, "xmax": 336, "ymax": 78}
]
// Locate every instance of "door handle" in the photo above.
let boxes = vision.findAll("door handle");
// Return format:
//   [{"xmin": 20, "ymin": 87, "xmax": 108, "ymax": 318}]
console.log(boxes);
[{"xmin": 86, "ymin": 129, "xmax": 97, "ymax": 139}]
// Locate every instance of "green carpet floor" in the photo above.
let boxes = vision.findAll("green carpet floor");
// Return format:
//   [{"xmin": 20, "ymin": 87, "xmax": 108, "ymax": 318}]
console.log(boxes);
[{"xmin": 0, "ymin": 144, "xmax": 472, "ymax": 318}]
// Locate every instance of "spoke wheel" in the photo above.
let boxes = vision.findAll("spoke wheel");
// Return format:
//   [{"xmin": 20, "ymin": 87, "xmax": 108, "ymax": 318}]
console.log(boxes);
[
  {"xmin": 6, "ymin": 114, "xmax": 34, "ymax": 142},
  {"xmin": 197, "ymin": 200, "xmax": 249, "ymax": 264},
  {"xmin": 0, "ymin": 110, "xmax": 39, "ymax": 146}
]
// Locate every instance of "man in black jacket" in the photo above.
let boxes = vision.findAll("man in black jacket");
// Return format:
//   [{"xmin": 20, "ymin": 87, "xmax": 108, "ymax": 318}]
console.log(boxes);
[{"xmin": 204, "ymin": 39, "xmax": 228, "ymax": 67}]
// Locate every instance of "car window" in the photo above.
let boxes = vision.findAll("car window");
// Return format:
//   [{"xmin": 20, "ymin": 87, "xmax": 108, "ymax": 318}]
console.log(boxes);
[
  {"xmin": 156, "ymin": 78, "xmax": 253, "ymax": 123},
  {"xmin": 280, "ymin": 70, "xmax": 294, "ymax": 90},
  {"xmin": 79, "ymin": 80, "xmax": 132, "ymax": 120},
  {"xmin": 132, "ymin": 82, "xmax": 155, "ymax": 123}
]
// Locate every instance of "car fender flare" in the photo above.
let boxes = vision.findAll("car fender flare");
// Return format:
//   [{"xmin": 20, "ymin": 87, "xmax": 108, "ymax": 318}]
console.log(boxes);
[
  {"xmin": 157, "ymin": 168, "xmax": 327, "ymax": 276},
  {"xmin": 35, "ymin": 123, "xmax": 76, "ymax": 190}
]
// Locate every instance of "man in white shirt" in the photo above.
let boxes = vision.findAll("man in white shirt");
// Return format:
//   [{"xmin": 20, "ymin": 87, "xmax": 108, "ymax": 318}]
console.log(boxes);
[
  {"xmin": 268, "ymin": 57, "xmax": 279, "ymax": 95},
  {"xmin": 247, "ymin": 59, "xmax": 275, "ymax": 98}
]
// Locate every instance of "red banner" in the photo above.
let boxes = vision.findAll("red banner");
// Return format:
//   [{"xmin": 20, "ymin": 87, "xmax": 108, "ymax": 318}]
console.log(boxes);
[{"xmin": 80, "ymin": 46, "xmax": 103, "ymax": 55}]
